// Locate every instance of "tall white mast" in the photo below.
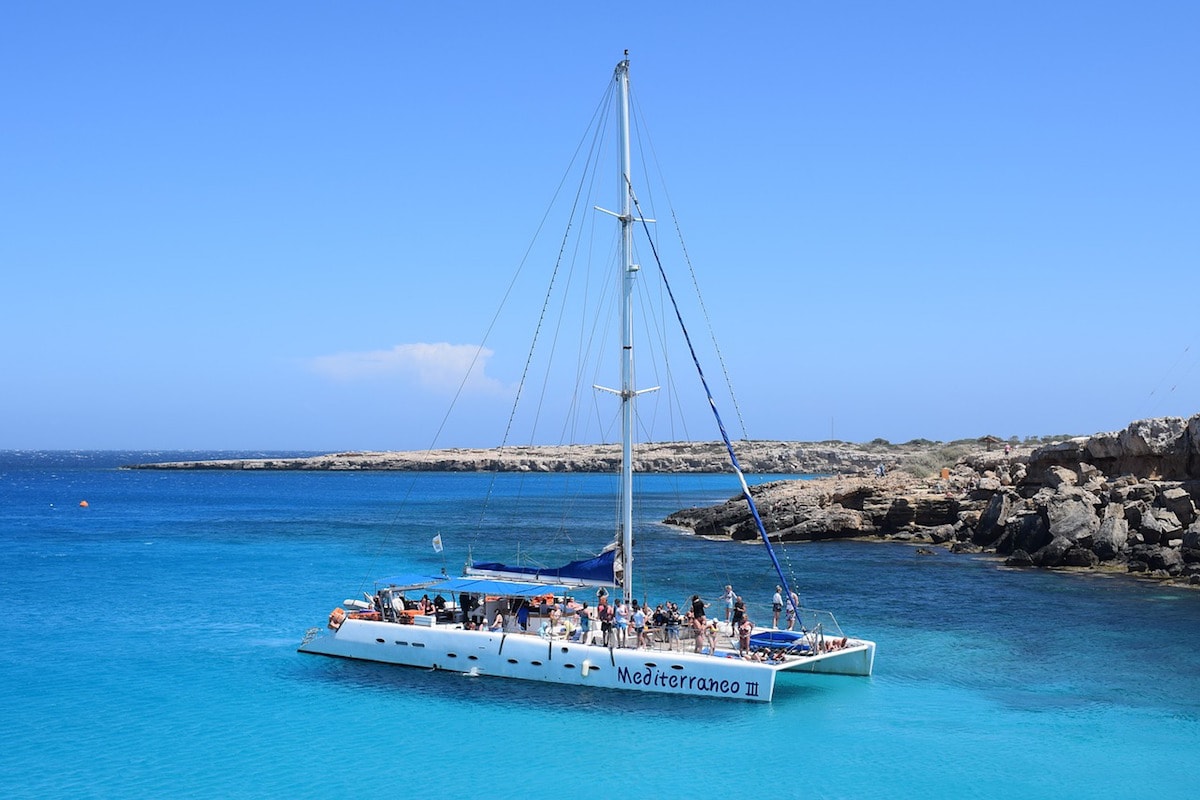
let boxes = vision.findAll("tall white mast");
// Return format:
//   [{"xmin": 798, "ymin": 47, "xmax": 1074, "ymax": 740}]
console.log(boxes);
[{"xmin": 616, "ymin": 56, "xmax": 635, "ymax": 604}]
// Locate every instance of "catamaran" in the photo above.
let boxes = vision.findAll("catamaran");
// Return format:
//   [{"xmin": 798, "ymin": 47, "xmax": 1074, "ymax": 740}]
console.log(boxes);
[{"xmin": 298, "ymin": 56, "xmax": 875, "ymax": 701}]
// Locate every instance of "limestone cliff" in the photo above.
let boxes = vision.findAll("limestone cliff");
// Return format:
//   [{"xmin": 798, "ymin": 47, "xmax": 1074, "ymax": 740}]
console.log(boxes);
[
  {"xmin": 664, "ymin": 415, "xmax": 1200, "ymax": 587},
  {"xmin": 126, "ymin": 440, "xmax": 909, "ymax": 475}
]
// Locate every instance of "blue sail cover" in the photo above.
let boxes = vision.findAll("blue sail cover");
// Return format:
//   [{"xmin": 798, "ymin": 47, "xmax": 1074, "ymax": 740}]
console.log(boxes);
[{"xmin": 469, "ymin": 548, "xmax": 618, "ymax": 587}]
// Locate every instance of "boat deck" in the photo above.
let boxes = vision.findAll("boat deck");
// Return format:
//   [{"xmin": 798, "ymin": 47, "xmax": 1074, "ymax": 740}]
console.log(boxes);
[{"xmin": 349, "ymin": 609, "xmax": 853, "ymax": 667}]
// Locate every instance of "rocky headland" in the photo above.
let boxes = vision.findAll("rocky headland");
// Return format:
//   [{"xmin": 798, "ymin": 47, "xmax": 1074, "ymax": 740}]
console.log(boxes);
[
  {"xmin": 125, "ymin": 440, "xmax": 914, "ymax": 474},
  {"xmin": 129, "ymin": 414, "xmax": 1200, "ymax": 587},
  {"xmin": 664, "ymin": 415, "xmax": 1200, "ymax": 588}
]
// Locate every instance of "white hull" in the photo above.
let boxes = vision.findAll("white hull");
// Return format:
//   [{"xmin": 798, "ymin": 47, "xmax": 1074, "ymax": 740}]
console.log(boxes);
[
  {"xmin": 301, "ymin": 619, "xmax": 781, "ymax": 701},
  {"xmin": 300, "ymin": 618, "xmax": 876, "ymax": 702},
  {"xmin": 776, "ymin": 640, "xmax": 876, "ymax": 677}
]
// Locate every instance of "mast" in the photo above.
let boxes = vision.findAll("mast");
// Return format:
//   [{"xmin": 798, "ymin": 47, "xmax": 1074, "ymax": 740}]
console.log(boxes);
[{"xmin": 616, "ymin": 56, "xmax": 635, "ymax": 604}]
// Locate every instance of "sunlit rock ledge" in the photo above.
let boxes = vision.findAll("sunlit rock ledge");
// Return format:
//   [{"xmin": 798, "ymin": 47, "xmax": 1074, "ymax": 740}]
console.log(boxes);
[{"xmin": 665, "ymin": 415, "xmax": 1200, "ymax": 588}]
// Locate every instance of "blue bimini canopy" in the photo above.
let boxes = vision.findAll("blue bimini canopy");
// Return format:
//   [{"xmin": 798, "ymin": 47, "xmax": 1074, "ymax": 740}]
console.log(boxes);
[
  {"xmin": 427, "ymin": 577, "xmax": 571, "ymax": 597},
  {"xmin": 374, "ymin": 575, "xmax": 572, "ymax": 598},
  {"xmin": 374, "ymin": 573, "xmax": 446, "ymax": 590},
  {"xmin": 467, "ymin": 548, "xmax": 618, "ymax": 587}
]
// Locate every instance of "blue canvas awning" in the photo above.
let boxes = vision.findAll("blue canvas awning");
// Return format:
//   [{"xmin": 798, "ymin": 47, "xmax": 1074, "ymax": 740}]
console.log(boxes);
[
  {"xmin": 430, "ymin": 577, "xmax": 572, "ymax": 597},
  {"xmin": 373, "ymin": 574, "xmax": 572, "ymax": 598},
  {"xmin": 373, "ymin": 573, "xmax": 445, "ymax": 589},
  {"xmin": 467, "ymin": 548, "xmax": 618, "ymax": 587}
]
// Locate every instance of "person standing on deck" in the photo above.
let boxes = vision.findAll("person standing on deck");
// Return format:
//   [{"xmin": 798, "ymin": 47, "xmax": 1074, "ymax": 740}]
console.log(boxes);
[
  {"xmin": 690, "ymin": 594, "xmax": 708, "ymax": 653},
  {"xmin": 666, "ymin": 603, "xmax": 682, "ymax": 650},
  {"xmin": 577, "ymin": 602, "xmax": 592, "ymax": 644},
  {"xmin": 516, "ymin": 600, "xmax": 530, "ymax": 632},
  {"xmin": 731, "ymin": 596, "xmax": 746, "ymax": 637},
  {"xmin": 598, "ymin": 597, "xmax": 614, "ymax": 647},
  {"xmin": 614, "ymin": 599, "xmax": 629, "ymax": 648},
  {"xmin": 771, "ymin": 586, "xmax": 784, "ymax": 628},
  {"xmin": 738, "ymin": 616, "xmax": 754, "ymax": 657},
  {"xmin": 721, "ymin": 584, "xmax": 735, "ymax": 628},
  {"xmin": 785, "ymin": 591, "xmax": 799, "ymax": 631}
]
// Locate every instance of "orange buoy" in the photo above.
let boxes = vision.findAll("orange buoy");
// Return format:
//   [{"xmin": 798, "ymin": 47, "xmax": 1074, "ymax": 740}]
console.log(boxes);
[{"xmin": 79, "ymin": 500, "xmax": 89, "ymax": 508}]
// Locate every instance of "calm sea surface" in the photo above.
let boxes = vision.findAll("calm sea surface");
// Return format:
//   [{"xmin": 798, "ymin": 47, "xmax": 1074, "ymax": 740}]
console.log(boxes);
[{"xmin": 2, "ymin": 452, "xmax": 1197, "ymax": 799}]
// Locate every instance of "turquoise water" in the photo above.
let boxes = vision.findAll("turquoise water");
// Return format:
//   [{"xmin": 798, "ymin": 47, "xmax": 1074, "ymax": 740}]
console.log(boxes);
[{"xmin": 2, "ymin": 452, "xmax": 1197, "ymax": 799}]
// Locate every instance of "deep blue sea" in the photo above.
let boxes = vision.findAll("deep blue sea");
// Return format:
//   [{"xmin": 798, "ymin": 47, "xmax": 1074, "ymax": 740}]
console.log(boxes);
[{"xmin": 2, "ymin": 451, "xmax": 1198, "ymax": 799}]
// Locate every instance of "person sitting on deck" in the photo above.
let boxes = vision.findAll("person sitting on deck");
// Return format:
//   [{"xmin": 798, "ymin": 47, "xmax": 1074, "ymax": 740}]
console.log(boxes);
[{"xmin": 489, "ymin": 611, "xmax": 505, "ymax": 632}]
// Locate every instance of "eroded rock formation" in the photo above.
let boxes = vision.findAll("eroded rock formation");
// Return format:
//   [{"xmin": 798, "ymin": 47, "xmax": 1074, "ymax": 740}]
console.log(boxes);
[{"xmin": 664, "ymin": 415, "xmax": 1200, "ymax": 587}]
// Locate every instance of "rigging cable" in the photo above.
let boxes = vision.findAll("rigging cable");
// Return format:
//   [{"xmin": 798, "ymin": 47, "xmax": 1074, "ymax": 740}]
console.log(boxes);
[
  {"xmin": 354, "ymin": 74, "xmax": 621, "ymax": 590},
  {"xmin": 625, "ymin": 87, "xmax": 749, "ymax": 593},
  {"xmin": 628, "ymin": 182, "xmax": 803, "ymax": 623},
  {"xmin": 632, "ymin": 88, "xmax": 751, "ymax": 443},
  {"xmin": 473, "ymin": 77, "xmax": 618, "ymax": 550},
  {"xmin": 1136, "ymin": 344, "xmax": 1197, "ymax": 421}
]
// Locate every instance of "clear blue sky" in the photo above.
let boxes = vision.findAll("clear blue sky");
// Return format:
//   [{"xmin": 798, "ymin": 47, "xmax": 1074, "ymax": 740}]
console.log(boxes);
[{"xmin": 3, "ymin": 2, "xmax": 1197, "ymax": 450}]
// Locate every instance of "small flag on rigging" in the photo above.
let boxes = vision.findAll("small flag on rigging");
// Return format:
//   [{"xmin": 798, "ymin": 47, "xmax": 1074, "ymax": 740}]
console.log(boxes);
[{"xmin": 432, "ymin": 534, "xmax": 443, "ymax": 553}]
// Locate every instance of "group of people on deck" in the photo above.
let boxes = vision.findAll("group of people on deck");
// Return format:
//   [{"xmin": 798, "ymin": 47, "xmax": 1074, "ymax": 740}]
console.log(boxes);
[
  {"xmin": 458, "ymin": 583, "xmax": 805, "ymax": 659},
  {"xmin": 590, "ymin": 591, "xmax": 673, "ymax": 649}
]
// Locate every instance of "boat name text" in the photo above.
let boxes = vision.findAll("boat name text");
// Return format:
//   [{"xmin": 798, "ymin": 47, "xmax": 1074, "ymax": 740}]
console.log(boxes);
[{"xmin": 616, "ymin": 665, "xmax": 760, "ymax": 697}]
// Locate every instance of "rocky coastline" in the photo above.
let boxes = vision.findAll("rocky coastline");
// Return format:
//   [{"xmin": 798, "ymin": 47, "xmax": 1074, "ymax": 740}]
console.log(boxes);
[
  {"xmin": 664, "ymin": 415, "xmax": 1200, "ymax": 588},
  {"xmin": 128, "ymin": 414, "xmax": 1200, "ymax": 587},
  {"xmin": 125, "ymin": 440, "xmax": 910, "ymax": 474}
]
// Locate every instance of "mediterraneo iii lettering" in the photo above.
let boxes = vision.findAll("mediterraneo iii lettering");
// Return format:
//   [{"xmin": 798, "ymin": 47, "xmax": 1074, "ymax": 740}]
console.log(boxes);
[{"xmin": 616, "ymin": 665, "xmax": 758, "ymax": 698}]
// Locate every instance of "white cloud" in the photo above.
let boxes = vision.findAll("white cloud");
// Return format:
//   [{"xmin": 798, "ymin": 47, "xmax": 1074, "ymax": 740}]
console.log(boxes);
[{"xmin": 308, "ymin": 343, "xmax": 504, "ymax": 393}]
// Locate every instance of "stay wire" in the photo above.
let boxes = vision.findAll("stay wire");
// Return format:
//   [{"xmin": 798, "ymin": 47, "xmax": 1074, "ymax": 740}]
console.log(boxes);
[
  {"xmin": 628, "ymin": 180, "xmax": 804, "ymax": 617},
  {"xmin": 476, "ymin": 79, "xmax": 619, "ymax": 560},
  {"xmin": 353, "ymin": 74, "xmax": 620, "ymax": 591},
  {"xmin": 633, "ymin": 89, "xmax": 751, "ymax": 443}
]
